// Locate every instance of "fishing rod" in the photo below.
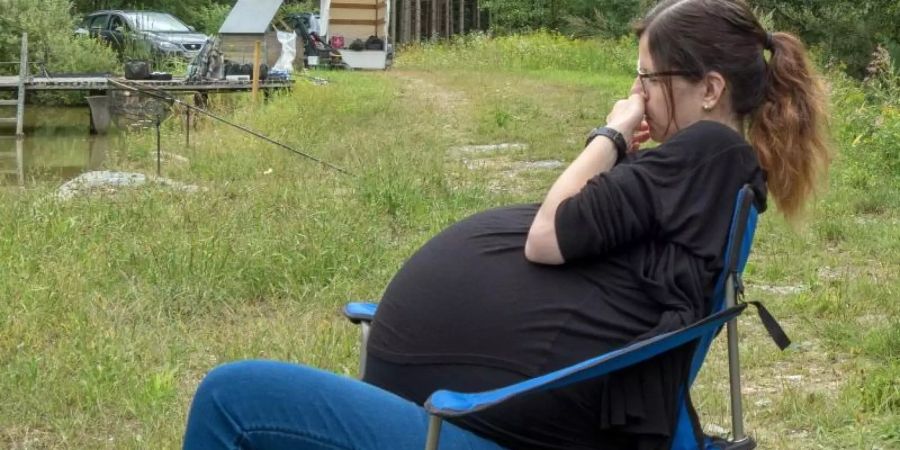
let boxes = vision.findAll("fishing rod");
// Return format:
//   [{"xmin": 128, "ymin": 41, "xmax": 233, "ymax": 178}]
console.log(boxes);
[{"xmin": 106, "ymin": 78, "xmax": 352, "ymax": 176}]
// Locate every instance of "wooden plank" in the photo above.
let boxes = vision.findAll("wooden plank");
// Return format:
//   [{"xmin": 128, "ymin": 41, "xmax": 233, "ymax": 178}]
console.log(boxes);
[
  {"xmin": 332, "ymin": 2, "xmax": 387, "ymax": 9},
  {"xmin": 0, "ymin": 118, "xmax": 17, "ymax": 124},
  {"xmin": 252, "ymin": 40, "xmax": 261, "ymax": 103},
  {"xmin": 0, "ymin": 76, "xmax": 18, "ymax": 88},
  {"xmin": 0, "ymin": 100, "xmax": 17, "ymax": 106},
  {"xmin": 330, "ymin": 18, "xmax": 387, "ymax": 26},
  {"xmin": 0, "ymin": 77, "xmax": 293, "ymax": 92}
]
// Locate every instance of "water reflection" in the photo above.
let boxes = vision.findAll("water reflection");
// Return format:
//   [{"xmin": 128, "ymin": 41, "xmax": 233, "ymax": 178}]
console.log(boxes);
[{"xmin": 0, "ymin": 107, "xmax": 112, "ymax": 186}]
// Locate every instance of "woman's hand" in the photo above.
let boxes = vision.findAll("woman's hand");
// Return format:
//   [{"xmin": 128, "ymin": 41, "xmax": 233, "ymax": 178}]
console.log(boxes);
[
  {"xmin": 605, "ymin": 79, "xmax": 646, "ymax": 139},
  {"xmin": 631, "ymin": 119, "xmax": 651, "ymax": 151}
]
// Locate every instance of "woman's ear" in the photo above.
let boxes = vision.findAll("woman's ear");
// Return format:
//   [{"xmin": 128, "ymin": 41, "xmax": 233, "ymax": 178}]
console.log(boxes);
[{"xmin": 703, "ymin": 71, "xmax": 728, "ymax": 109}]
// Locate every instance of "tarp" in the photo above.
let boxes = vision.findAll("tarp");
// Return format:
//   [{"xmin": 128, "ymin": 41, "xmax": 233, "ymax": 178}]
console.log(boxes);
[
  {"xmin": 219, "ymin": 0, "xmax": 284, "ymax": 34},
  {"xmin": 320, "ymin": 0, "xmax": 330, "ymax": 37}
]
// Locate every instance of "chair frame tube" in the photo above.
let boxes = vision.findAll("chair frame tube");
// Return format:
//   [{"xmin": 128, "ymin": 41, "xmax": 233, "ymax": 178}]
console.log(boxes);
[
  {"xmin": 425, "ymin": 415, "xmax": 443, "ymax": 450},
  {"xmin": 359, "ymin": 322, "xmax": 371, "ymax": 378},
  {"xmin": 725, "ymin": 273, "xmax": 747, "ymax": 442}
]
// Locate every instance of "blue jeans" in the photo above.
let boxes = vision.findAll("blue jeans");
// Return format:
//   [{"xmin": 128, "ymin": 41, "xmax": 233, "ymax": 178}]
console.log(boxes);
[{"xmin": 183, "ymin": 360, "xmax": 507, "ymax": 450}]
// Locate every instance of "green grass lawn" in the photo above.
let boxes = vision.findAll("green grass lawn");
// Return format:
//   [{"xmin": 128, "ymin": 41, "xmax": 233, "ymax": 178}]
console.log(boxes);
[{"xmin": 1, "ymin": 33, "xmax": 897, "ymax": 449}]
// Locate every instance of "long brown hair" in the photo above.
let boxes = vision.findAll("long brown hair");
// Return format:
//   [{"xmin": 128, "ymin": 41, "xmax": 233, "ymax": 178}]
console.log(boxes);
[{"xmin": 635, "ymin": 0, "xmax": 831, "ymax": 220}]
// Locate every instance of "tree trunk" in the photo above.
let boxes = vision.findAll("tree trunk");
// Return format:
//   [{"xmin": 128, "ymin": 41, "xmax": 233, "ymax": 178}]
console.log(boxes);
[
  {"xmin": 414, "ymin": 0, "xmax": 421, "ymax": 41},
  {"xmin": 401, "ymin": 0, "xmax": 411, "ymax": 43},
  {"xmin": 458, "ymin": 0, "xmax": 464, "ymax": 34},
  {"xmin": 390, "ymin": 0, "xmax": 398, "ymax": 44},
  {"xmin": 429, "ymin": 0, "xmax": 438, "ymax": 40},
  {"xmin": 475, "ymin": 0, "xmax": 482, "ymax": 31},
  {"xmin": 444, "ymin": 0, "xmax": 450, "ymax": 38}
]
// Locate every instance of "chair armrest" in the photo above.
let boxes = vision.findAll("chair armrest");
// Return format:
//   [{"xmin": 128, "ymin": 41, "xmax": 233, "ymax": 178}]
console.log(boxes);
[
  {"xmin": 424, "ymin": 304, "xmax": 747, "ymax": 418},
  {"xmin": 343, "ymin": 302, "xmax": 378, "ymax": 324}
]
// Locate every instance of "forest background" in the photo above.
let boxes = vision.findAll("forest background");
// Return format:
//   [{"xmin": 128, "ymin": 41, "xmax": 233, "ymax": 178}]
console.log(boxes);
[{"xmin": 0, "ymin": 0, "xmax": 899, "ymax": 79}]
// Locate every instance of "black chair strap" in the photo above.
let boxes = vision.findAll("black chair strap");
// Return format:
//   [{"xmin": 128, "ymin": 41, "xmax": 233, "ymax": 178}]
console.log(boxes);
[
  {"xmin": 733, "ymin": 272, "xmax": 791, "ymax": 351},
  {"xmin": 744, "ymin": 300, "xmax": 791, "ymax": 351}
]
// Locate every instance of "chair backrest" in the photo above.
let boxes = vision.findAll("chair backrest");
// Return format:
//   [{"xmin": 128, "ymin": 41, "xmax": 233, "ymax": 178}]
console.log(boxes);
[
  {"xmin": 670, "ymin": 184, "xmax": 760, "ymax": 450},
  {"xmin": 688, "ymin": 184, "xmax": 759, "ymax": 384}
]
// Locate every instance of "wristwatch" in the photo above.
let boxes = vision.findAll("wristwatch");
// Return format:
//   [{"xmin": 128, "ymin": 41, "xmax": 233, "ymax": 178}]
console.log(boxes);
[{"xmin": 585, "ymin": 126, "xmax": 628, "ymax": 164}]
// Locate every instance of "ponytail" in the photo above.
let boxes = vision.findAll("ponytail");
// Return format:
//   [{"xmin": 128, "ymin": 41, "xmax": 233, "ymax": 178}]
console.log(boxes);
[{"xmin": 749, "ymin": 32, "xmax": 832, "ymax": 221}]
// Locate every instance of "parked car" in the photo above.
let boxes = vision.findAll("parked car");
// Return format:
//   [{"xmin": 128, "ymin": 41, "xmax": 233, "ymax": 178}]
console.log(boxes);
[{"xmin": 76, "ymin": 10, "xmax": 208, "ymax": 60}]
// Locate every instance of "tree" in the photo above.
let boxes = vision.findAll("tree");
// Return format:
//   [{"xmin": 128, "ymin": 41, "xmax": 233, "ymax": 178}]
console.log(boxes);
[
  {"xmin": 414, "ymin": 0, "xmax": 421, "ymax": 41},
  {"xmin": 749, "ymin": 0, "xmax": 900, "ymax": 77},
  {"xmin": 401, "ymin": 0, "xmax": 411, "ymax": 43}
]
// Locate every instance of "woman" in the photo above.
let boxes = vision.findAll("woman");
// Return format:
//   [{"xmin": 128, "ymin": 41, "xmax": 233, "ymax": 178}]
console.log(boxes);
[{"xmin": 183, "ymin": 1, "xmax": 830, "ymax": 449}]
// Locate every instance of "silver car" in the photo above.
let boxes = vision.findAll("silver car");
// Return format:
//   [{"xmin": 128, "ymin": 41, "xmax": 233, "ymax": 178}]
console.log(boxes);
[{"xmin": 76, "ymin": 10, "xmax": 208, "ymax": 60}]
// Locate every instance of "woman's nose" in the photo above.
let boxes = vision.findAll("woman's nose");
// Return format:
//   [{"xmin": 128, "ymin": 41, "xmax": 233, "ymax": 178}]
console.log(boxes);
[{"xmin": 631, "ymin": 77, "xmax": 648, "ymax": 100}]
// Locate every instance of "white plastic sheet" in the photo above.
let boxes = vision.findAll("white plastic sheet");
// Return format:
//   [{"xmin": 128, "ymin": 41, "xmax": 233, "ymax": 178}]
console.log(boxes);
[{"xmin": 273, "ymin": 31, "xmax": 297, "ymax": 75}]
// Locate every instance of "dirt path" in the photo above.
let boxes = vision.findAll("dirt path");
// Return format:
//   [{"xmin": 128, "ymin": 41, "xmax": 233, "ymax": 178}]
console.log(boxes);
[
  {"xmin": 386, "ymin": 70, "xmax": 564, "ymax": 196},
  {"xmin": 388, "ymin": 70, "xmax": 471, "ymax": 117}
]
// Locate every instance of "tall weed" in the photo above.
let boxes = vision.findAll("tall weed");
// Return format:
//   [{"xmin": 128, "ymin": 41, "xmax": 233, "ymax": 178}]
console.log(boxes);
[{"xmin": 399, "ymin": 31, "xmax": 636, "ymax": 77}]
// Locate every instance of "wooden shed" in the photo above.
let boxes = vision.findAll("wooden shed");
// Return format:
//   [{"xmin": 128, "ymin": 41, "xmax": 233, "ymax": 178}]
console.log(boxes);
[
  {"xmin": 218, "ymin": 0, "xmax": 288, "ymax": 68},
  {"xmin": 321, "ymin": 0, "xmax": 391, "ymax": 69}
]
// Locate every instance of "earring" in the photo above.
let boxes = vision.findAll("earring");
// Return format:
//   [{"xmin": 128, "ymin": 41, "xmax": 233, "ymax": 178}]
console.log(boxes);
[{"xmin": 702, "ymin": 104, "xmax": 712, "ymax": 112}]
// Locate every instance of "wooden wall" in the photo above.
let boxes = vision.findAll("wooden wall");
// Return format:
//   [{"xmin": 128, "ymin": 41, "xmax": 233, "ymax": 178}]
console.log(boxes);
[
  {"xmin": 330, "ymin": 0, "xmax": 388, "ymax": 41},
  {"xmin": 220, "ymin": 33, "xmax": 292, "ymax": 68}
]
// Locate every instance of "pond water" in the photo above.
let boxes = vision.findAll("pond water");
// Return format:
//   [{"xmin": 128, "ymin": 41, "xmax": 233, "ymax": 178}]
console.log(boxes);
[{"xmin": 0, "ymin": 107, "xmax": 115, "ymax": 186}]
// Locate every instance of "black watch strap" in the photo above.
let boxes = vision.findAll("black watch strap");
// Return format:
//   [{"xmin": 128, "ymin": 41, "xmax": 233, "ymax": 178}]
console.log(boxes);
[{"xmin": 586, "ymin": 126, "xmax": 628, "ymax": 163}]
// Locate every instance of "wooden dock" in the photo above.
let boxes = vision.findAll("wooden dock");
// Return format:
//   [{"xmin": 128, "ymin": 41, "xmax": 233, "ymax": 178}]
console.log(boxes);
[
  {"xmin": 0, "ymin": 76, "xmax": 293, "ymax": 93},
  {"xmin": 0, "ymin": 33, "xmax": 294, "ymax": 136}
]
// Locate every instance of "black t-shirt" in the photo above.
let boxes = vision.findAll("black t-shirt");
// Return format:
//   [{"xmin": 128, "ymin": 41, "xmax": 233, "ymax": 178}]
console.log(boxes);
[{"xmin": 365, "ymin": 121, "xmax": 767, "ymax": 449}]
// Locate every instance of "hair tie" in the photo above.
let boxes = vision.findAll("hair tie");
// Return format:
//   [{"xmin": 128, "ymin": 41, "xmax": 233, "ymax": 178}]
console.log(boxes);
[{"xmin": 765, "ymin": 32, "xmax": 775, "ymax": 51}]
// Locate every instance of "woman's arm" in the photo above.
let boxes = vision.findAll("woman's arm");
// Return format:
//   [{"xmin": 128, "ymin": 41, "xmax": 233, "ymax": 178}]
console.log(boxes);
[{"xmin": 525, "ymin": 91, "xmax": 647, "ymax": 265}]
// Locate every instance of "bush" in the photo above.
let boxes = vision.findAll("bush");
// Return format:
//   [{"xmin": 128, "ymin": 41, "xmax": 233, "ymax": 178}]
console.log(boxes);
[
  {"xmin": 560, "ymin": 0, "xmax": 646, "ymax": 39},
  {"xmin": 750, "ymin": 0, "xmax": 900, "ymax": 78},
  {"xmin": 0, "ymin": 0, "xmax": 118, "ymax": 76},
  {"xmin": 828, "ymin": 66, "xmax": 900, "ymax": 213},
  {"xmin": 191, "ymin": 2, "xmax": 232, "ymax": 35}
]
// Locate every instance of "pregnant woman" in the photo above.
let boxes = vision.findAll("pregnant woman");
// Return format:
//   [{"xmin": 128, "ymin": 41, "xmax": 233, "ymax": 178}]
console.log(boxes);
[{"xmin": 182, "ymin": 1, "xmax": 830, "ymax": 449}]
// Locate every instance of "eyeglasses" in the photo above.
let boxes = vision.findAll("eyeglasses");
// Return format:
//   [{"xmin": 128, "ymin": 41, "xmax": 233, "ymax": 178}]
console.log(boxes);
[{"xmin": 636, "ymin": 68, "xmax": 700, "ymax": 96}]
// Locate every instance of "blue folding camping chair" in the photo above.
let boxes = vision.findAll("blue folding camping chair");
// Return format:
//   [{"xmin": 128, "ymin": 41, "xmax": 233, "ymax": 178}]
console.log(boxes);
[{"xmin": 344, "ymin": 184, "xmax": 788, "ymax": 450}]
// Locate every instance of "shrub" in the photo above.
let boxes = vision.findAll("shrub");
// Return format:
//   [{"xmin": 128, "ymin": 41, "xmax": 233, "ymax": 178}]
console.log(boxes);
[
  {"xmin": 750, "ymin": 0, "xmax": 900, "ymax": 78},
  {"xmin": 191, "ymin": 2, "xmax": 232, "ymax": 35},
  {"xmin": 0, "ymin": 0, "xmax": 118, "ymax": 76}
]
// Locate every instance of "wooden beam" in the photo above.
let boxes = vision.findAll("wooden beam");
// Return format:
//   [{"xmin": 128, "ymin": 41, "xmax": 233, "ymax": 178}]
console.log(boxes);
[
  {"xmin": 252, "ymin": 40, "xmax": 260, "ymax": 103},
  {"xmin": 331, "ymin": 2, "xmax": 387, "ymax": 9},
  {"xmin": 330, "ymin": 18, "xmax": 387, "ymax": 26}
]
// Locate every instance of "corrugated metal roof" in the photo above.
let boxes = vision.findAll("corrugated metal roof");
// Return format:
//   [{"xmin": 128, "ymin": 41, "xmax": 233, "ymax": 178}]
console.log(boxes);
[{"xmin": 219, "ymin": 0, "xmax": 284, "ymax": 34}]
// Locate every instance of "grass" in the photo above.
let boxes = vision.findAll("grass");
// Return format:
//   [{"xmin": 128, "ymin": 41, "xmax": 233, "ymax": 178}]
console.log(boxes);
[{"xmin": 1, "ymin": 32, "xmax": 898, "ymax": 448}]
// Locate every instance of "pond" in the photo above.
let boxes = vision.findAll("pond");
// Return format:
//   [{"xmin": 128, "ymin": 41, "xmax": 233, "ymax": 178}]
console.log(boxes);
[{"xmin": 0, "ymin": 107, "xmax": 114, "ymax": 186}]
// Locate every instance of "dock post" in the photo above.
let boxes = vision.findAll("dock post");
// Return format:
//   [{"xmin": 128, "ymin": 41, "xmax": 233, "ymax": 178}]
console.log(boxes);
[
  {"xmin": 15, "ymin": 136, "xmax": 24, "ymax": 186},
  {"xmin": 156, "ymin": 117, "xmax": 162, "ymax": 176},
  {"xmin": 185, "ymin": 107, "xmax": 191, "ymax": 148},
  {"xmin": 252, "ymin": 41, "xmax": 261, "ymax": 103},
  {"xmin": 86, "ymin": 96, "xmax": 110, "ymax": 134},
  {"xmin": 15, "ymin": 32, "xmax": 27, "ymax": 138}
]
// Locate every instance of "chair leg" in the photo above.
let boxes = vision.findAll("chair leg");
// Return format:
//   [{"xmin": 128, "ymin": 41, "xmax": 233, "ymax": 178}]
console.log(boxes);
[
  {"xmin": 725, "ymin": 274, "xmax": 747, "ymax": 441},
  {"xmin": 359, "ymin": 322, "xmax": 371, "ymax": 378},
  {"xmin": 424, "ymin": 415, "xmax": 443, "ymax": 450}
]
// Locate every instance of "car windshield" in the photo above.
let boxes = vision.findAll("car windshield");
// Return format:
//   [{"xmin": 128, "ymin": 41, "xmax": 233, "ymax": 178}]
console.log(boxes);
[{"xmin": 125, "ymin": 12, "xmax": 190, "ymax": 32}]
